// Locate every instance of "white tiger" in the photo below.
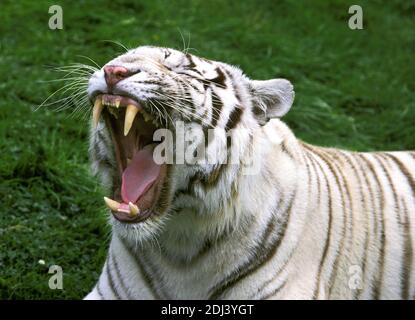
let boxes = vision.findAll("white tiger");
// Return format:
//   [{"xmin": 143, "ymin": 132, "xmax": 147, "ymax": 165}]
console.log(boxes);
[{"xmin": 83, "ymin": 46, "xmax": 415, "ymax": 299}]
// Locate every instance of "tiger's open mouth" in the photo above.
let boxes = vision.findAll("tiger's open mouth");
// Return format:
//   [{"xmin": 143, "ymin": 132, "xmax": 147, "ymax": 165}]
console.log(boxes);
[{"xmin": 92, "ymin": 94, "xmax": 167, "ymax": 223}]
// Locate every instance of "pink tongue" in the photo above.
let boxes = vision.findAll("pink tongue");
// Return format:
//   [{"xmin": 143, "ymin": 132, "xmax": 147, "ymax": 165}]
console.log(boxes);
[{"xmin": 121, "ymin": 146, "xmax": 161, "ymax": 204}]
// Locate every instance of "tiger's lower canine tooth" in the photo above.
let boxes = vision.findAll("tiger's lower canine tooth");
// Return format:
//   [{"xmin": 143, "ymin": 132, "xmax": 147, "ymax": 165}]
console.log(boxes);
[
  {"xmin": 92, "ymin": 97, "xmax": 104, "ymax": 128},
  {"xmin": 104, "ymin": 197, "xmax": 120, "ymax": 211},
  {"xmin": 124, "ymin": 104, "xmax": 139, "ymax": 136},
  {"xmin": 128, "ymin": 202, "xmax": 139, "ymax": 216}
]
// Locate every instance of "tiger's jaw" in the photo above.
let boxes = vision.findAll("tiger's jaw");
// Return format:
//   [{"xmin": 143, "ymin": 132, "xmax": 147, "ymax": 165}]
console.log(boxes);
[{"xmin": 92, "ymin": 94, "xmax": 168, "ymax": 223}]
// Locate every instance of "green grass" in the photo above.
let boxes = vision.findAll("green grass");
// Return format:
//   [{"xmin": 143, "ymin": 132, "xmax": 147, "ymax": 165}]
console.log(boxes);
[{"xmin": 0, "ymin": 0, "xmax": 414, "ymax": 299}]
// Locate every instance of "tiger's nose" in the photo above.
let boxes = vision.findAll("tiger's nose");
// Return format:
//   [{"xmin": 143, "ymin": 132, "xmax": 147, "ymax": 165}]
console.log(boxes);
[{"xmin": 103, "ymin": 65, "xmax": 129, "ymax": 88}]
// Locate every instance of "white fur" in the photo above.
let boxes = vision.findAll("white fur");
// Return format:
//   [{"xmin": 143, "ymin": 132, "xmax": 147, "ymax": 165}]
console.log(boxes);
[{"xmin": 85, "ymin": 46, "xmax": 415, "ymax": 300}]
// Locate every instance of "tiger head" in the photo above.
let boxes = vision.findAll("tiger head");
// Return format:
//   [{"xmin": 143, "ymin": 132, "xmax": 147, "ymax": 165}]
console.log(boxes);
[{"xmin": 87, "ymin": 46, "xmax": 294, "ymax": 240}]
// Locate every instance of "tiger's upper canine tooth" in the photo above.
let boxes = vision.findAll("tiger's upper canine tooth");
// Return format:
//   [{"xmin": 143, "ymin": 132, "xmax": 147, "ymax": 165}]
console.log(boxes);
[
  {"xmin": 92, "ymin": 97, "xmax": 104, "ymax": 128},
  {"xmin": 128, "ymin": 202, "xmax": 140, "ymax": 216},
  {"xmin": 124, "ymin": 104, "xmax": 139, "ymax": 136},
  {"xmin": 104, "ymin": 197, "xmax": 120, "ymax": 211}
]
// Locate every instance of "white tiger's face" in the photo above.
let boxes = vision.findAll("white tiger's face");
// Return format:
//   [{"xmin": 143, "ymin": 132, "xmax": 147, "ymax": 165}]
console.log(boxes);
[{"xmin": 87, "ymin": 46, "xmax": 294, "ymax": 239}]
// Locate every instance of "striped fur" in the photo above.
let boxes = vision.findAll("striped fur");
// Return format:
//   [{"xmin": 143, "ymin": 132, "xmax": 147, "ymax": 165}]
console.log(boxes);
[{"xmin": 85, "ymin": 46, "xmax": 415, "ymax": 299}]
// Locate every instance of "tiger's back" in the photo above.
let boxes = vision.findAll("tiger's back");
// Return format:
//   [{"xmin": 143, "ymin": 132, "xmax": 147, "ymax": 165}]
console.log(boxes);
[{"xmin": 298, "ymin": 142, "xmax": 415, "ymax": 299}]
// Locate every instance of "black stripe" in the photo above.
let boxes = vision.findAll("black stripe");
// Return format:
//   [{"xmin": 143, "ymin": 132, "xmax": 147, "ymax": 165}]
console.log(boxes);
[
  {"xmin": 259, "ymin": 279, "xmax": 288, "ymax": 300},
  {"xmin": 346, "ymin": 153, "xmax": 375, "ymax": 299},
  {"xmin": 185, "ymin": 53, "xmax": 197, "ymax": 69},
  {"xmin": 250, "ymin": 238, "xmax": 297, "ymax": 300},
  {"xmin": 324, "ymin": 152, "xmax": 354, "ymax": 297},
  {"xmin": 304, "ymin": 145, "xmax": 348, "ymax": 297},
  {"xmin": 384, "ymin": 153, "xmax": 415, "ymax": 299},
  {"xmin": 356, "ymin": 154, "xmax": 380, "ymax": 299},
  {"xmin": 164, "ymin": 49, "xmax": 172, "ymax": 59},
  {"xmin": 305, "ymin": 148, "xmax": 333, "ymax": 299},
  {"xmin": 199, "ymin": 88, "xmax": 210, "ymax": 122},
  {"xmin": 281, "ymin": 141, "xmax": 296, "ymax": 160},
  {"xmin": 96, "ymin": 281, "xmax": 105, "ymax": 300},
  {"xmin": 110, "ymin": 252, "xmax": 132, "ymax": 299},
  {"xmin": 211, "ymin": 90, "xmax": 223, "ymax": 127},
  {"xmin": 225, "ymin": 106, "xmax": 243, "ymax": 131},
  {"xmin": 303, "ymin": 148, "xmax": 327, "ymax": 297},
  {"xmin": 136, "ymin": 80, "xmax": 161, "ymax": 85},
  {"xmin": 208, "ymin": 192, "xmax": 295, "ymax": 299},
  {"xmin": 324, "ymin": 152, "xmax": 355, "ymax": 296},
  {"xmin": 162, "ymin": 229, "xmax": 231, "ymax": 267},
  {"xmin": 375, "ymin": 154, "xmax": 400, "ymax": 218},
  {"xmin": 375, "ymin": 154, "xmax": 406, "ymax": 298},
  {"xmin": 186, "ymin": 80, "xmax": 203, "ymax": 93},
  {"xmin": 201, "ymin": 164, "xmax": 227, "ymax": 189},
  {"xmin": 139, "ymin": 249, "xmax": 172, "ymax": 299},
  {"xmin": 303, "ymin": 151, "xmax": 313, "ymax": 198},
  {"xmin": 105, "ymin": 262, "xmax": 122, "ymax": 300},
  {"xmin": 306, "ymin": 149, "xmax": 322, "ymax": 211},
  {"xmin": 119, "ymin": 236, "xmax": 162, "ymax": 299},
  {"xmin": 180, "ymin": 54, "xmax": 204, "ymax": 77},
  {"xmin": 385, "ymin": 154, "xmax": 415, "ymax": 197},
  {"xmin": 359, "ymin": 154, "xmax": 386, "ymax": 299},
  {"xmin": 249, "ymin": 183, "xmax": 303, "ymax": 301},
  {"xmin": 338, "ymin": 151, "xmax": 368, "ymax": 299},
  {"xmin": 154, "ymin": 164, "xmax": 172, "ymax": 214},
  {"xmin": 401, "ymin": 200, "xmax": 413, "ymax": 300},
  {"xmin": 223, "ymin": 68, "xmax": 240, "ymax": 101},
  {"xmin": 209, "ymin": 67, "xmax": 227, "ymax": 88}
]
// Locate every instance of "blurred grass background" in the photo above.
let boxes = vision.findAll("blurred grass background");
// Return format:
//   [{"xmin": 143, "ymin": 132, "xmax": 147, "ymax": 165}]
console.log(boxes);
[{"xmin": 0, "ymin": 0, "xmax": 414, "ymax": 299}]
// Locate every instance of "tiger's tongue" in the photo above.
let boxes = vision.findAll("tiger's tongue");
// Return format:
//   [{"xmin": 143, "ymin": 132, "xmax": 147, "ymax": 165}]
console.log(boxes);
[{"xmin": 121, "ymin": 145, "xmax": 160, "ymax": 204}]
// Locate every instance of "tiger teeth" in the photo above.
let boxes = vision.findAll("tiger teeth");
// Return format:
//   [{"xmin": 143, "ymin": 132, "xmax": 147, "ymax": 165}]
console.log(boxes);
[
  {"xmin": 124, "ymin": 104, "xmax": 139, "ymax": 136},
  {"xmin": 128, "ymin": 202, "xmax": 140, "ymax": 216},
  {"xmin": 104, "ymin": 197, "xmax": 120, "ymax": 211},
  {"xmin": 93, "ymin": 96, "xmax": 156, "ymax": 131},
  {"xmin": 92, "ymin": 97, "xmax": 104, "ymax": 128}
]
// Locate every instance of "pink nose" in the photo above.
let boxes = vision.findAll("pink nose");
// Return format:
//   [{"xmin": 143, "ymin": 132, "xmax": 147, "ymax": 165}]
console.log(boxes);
[{"xmin": 103, "ymin": 65, "xmax": 129, "ymax": 88}]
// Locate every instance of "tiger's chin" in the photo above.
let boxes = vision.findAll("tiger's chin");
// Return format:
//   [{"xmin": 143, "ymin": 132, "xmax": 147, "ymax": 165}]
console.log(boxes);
[{"xmin": 92, "ymin": 93, "xmax": 171, "ymax": 226}]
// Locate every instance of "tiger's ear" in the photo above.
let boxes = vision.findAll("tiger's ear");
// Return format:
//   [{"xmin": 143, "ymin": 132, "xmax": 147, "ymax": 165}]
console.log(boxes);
[{"xmin": 250, "ymin": 79, "xmax": 295, "ymax": 125}]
